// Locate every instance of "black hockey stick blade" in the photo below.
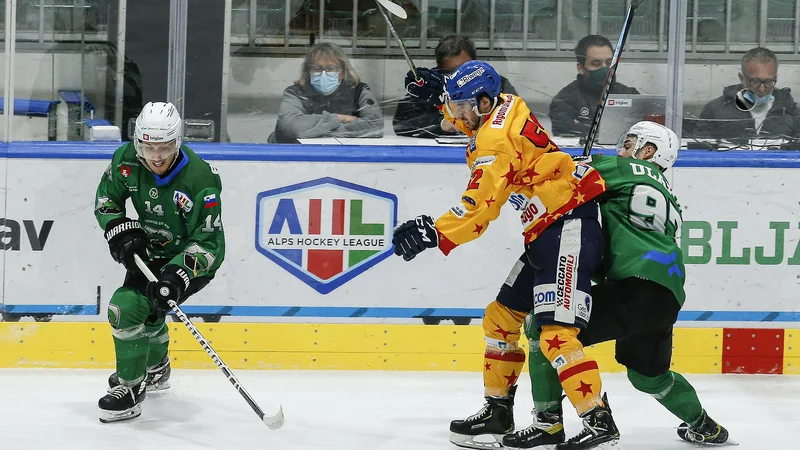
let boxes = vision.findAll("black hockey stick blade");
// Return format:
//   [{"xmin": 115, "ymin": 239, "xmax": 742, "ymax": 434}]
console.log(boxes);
[
  {"xmin": 375, "ymin": 0, "xmax": 407, "ymax": 19},
  {"xmin": 375, "ymin": 0, "xmax": 422, "ymax": 83},
  {"xmin": 582, "ymin": 0, "xmax": 646, "ymax": 156}
]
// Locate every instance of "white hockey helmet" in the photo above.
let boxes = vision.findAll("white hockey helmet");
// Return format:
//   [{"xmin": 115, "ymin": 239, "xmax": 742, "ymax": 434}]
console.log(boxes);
[
  {"xmin": 617, "ymin": 121, "xmax": 679, "ymax": 170},
  {"xmin": 134, "ymin": 102, "xmax": 182, "ymax": 158}
]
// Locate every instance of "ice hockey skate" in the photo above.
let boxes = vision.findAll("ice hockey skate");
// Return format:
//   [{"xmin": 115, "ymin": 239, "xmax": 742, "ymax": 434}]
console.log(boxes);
[
  {"xmin": 449, "ymin": 385, "xmax": 516, "ymax": 449},
  {"xmin": 677, "ymin": 411, "xmax": 735, "ymax": 446},
  {"xmin": 108, "ymin": 354, "xmax": 171, "ymax": 393},
  {"xmin": 98, "ymin": 380, "xmax": 147, "ymax": 423},
  {"xmin": 556, "ymin": 394, "xmax": 620, "ymax": 450},
  {"xmin": 504, "ymin": 406, "xmax": 566, "ymax": 450}
]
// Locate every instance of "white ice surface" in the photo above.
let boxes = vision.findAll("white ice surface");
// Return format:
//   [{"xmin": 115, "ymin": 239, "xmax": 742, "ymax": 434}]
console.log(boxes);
[{"xmin": 0, "ymin": 370, "xmax": 797, "ymax": 449}]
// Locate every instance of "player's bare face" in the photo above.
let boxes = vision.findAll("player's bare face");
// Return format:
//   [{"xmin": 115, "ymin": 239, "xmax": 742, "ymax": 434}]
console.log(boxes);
[
  {"xmin": 140, "ymin": 140, "xmax": 177, "ymax": 175},
  {"xmin": 452, "ymin": 101, "xmax": 480, "ymax": 130},
  {"xmin": 618, "ymin": 136, "xmax": 636, "ymax": 158}
]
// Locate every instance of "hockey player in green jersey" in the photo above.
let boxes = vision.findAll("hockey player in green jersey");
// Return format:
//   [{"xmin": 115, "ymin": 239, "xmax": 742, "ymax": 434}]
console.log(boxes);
[
  {"xmin": 504, "ymin": 121, "xmax": 730, "ymax": 449},
  {"xmin": 94, "ymin": 101, "xmax": 225, "ymax": 423}
]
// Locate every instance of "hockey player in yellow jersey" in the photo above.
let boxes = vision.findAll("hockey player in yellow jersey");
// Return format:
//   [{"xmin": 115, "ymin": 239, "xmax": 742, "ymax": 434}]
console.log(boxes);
[{"xmin": 392, "ymin": 60, "xmax": 620, "ymax": 450}]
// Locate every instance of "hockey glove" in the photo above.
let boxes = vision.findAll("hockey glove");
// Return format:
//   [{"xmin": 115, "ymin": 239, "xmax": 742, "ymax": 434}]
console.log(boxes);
[
  {"xmin": 104, "ymin": 217, "xmax": 149, "ymax": 271},
  {"xmin": 392, "ymin": 215, "xmax": 438, "ymax": 261},
  {"xmin": 146, "ymin": 265, "xmax": 191, "ymax": 314},
  {"xmin": 405, "ymin": 68, "xmax": 445, "ymax": 107}
]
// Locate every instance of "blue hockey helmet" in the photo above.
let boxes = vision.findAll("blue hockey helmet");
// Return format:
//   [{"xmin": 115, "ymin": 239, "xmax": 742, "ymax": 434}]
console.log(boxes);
[{"xmin": 443, "ymin": 60, "xmax": 502, "ymax": 117}]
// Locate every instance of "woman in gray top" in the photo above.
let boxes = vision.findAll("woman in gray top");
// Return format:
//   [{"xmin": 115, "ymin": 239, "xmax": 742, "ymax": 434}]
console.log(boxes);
[{"xmin": 274, "ymin": 42, "xmax": 384, "ymax": 143}]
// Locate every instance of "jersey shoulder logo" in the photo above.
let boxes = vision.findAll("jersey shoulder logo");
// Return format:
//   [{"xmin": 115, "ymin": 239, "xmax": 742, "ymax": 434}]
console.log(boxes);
[{"xmin": 173, "ymin": 190, "xmax": 194, "ymax": 214}]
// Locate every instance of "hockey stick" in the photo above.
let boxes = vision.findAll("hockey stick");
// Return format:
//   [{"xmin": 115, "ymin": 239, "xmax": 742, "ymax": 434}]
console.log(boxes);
[
  {"xmin": 375, "ymin": 0, "xmax": 407, "ymax": 19},
  {"xmin": 582, "ymin": 0, "xmax": 646, "ymax": 156},
  {"xmin": 133, "ymin": 254, "xmax": 285, "ymax": 430},
  {"xmin": 374, "ymin": 0, "xmax": 422, "ymax": 84}
]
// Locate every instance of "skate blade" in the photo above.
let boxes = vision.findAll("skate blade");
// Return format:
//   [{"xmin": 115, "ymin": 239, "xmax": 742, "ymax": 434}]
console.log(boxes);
[
  {"xmin": 146, "ymin": 380, "xmax": 170, "ymax": 393},
  {"xmin": 595, "ymin": 440, "xmax": 624, "ymax": 450},
  {"xmin": 449, "ymin": 432, "xmax": 505, "ymax": 449},
  {"xmin": 678, "ymin": 438, "xmax": 739, "ymax": 447},
  {"xmin": 505, "ymin": 445, "xmax": 558, "ymax": 450},
  {"xmin": 99, "ymin": 404, "xmax": 142, "ymax": 423}
]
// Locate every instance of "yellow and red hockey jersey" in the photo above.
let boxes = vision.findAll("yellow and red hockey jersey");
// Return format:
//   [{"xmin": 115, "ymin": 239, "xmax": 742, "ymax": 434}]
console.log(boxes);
[{"xmin": 435, "ymin": 93, "xmax": 607, "ymax": 255}]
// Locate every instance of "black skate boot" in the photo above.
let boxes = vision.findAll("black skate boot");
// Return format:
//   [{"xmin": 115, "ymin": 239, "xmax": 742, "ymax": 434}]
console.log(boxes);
[
  {"xmin": 503, "ymin": 406, "xmax": 566, "ymax": 450},
  {"xmin": 108, "ymin": 354, "xmax": 171, "ymax": 393},
  {"xmin": 677, "ymin": 410, "xmax": 729, "ymax": 445},
  {"xmin": 556, "ymin": 394, "xmax": 620, "ymax": 450},
  {"xmin": 449, "ymin": 385, "xmax": 517, "ymax": 449},
  {"xmin": 98, "ymin": 379, "xmax": 147, "ymax": 423}
]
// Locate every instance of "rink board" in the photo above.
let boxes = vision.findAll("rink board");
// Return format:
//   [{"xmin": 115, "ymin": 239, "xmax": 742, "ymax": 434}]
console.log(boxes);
[
  {"xmin": 0, "ymin": 143, "xmax": 799, "ymax": 322},
  {"xmin": 2, "ymin": 321, "xmax": 797, "ymax": 375},
  {"xmin": 0, "ymin": 143, "xmax": 799, "ymax": 374}
]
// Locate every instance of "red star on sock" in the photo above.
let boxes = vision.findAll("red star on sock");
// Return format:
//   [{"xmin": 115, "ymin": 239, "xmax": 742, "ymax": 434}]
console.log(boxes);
[
  {"xmin": 576, "ymin": 380, "xmax": 593, "ymax": 397},
  {"xmin": 494, "ymin": 327, "xmax": 511, "ymax": 340},
  {"xmin": 545, "ymin": 334, "xmax": 567, "ymax": 351},
  {"xmin": 504, "ymin": 370, "xmax": 519, "ymax": 386}
]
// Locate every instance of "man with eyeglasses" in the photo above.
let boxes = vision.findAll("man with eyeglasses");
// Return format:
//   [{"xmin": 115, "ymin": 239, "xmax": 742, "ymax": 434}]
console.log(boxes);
[
  {"xmin": 694, "ymin": 47, "xmax": 800, "ymax": 141},
  {"xmin": 393, "ymin": 35, "xmax": 518, "ymax": 138}
]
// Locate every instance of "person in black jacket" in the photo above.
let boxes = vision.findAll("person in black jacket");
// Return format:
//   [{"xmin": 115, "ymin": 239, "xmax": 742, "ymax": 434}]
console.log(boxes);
[
  {"xmin": 273, "ymin": 42, "xmax": 383, "ymax": 143},
  {"xmin": 689, "ymin": 47, "xmax": 800, "ymax": 141},
  {"xmin": 392, "ymin": 35, "xmax": 518, "ymax": 138},
  {"xmin": 549, "ymin": 35, "xmax": 639, "ymax": 137}
]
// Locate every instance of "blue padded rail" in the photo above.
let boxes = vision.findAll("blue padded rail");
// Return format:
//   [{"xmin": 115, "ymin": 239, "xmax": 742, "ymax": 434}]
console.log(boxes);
[{"xmin": 2, "ymin": 141, "xmax": 800, "ymax": 168}]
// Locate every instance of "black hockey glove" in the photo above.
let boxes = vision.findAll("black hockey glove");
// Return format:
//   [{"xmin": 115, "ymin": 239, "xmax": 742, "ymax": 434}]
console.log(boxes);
[
  {"xmin": 146, "ymin": 265, "xmax": 191, "ymax": 314},
  {"xmin": 405, "ymin": 68, "xmax": 445, "ymax": 107},
  {"xmin": 392, "ymin": 215, "xmax": 438, "ymax": 261},
  {"xmin": 104, "ymin": 217, "xmax": 149, "ymax": 271}
]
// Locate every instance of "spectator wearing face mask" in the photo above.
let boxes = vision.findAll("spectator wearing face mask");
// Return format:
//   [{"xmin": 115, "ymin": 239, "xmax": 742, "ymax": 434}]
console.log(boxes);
[
  {"xmin": 692, "ymin": 47, "xmax": 800, "ymax": 140},
  {"xmin": 549, "ymin": 35, "xmax": 640, "ymax": 137},
  {"xmin": 273, "ymin": 42, "xmax": 383, "ymax": 143},
  {"xmin": 392, "ymin": 34, "xmax": 518, "ymax": 138}
]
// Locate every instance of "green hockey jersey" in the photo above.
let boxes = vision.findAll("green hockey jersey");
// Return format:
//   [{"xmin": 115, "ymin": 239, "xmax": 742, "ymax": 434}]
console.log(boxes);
[
  {"xmin": 95, "ymin": 143, "xmax": 225, "ymax": 280},
  {"xmin": 587, "ymin": 155, "xmax": 685, "ymax": 305}
]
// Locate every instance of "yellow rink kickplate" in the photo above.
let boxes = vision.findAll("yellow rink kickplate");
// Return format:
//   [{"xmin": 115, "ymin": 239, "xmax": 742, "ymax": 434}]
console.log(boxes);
[{"xmin": 0, "ymin": 322, "xmax": 753, "ymax": 374}]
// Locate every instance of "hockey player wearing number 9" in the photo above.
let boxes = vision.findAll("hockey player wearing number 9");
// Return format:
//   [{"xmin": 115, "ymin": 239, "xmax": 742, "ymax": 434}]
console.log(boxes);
[
  {"xmin": 504, "ymin": 122, "xmax": 731, "ymax": 449},
  {"xmin": 93, "ymin": 102, "xmax": 225, "ymax": 423},
  {"xmin": 391, "ymin": 60, "xmax": 622, "ymax": 450}
]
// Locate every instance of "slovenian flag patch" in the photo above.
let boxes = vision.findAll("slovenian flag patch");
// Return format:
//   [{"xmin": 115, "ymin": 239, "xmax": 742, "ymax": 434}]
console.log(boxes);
[{"xmin": 204, "ymin": 194, "xmax": 218, "ymax": 208}]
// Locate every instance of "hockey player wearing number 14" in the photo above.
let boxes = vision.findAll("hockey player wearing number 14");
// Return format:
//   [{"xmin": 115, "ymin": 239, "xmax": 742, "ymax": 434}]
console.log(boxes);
[
  {"xmin": 94, "ymin": 102, "xmax": 225, "ymax": 423},
  {"xmin": 392, "ymin": 60, "xmax": 623, "ymax": 450}
]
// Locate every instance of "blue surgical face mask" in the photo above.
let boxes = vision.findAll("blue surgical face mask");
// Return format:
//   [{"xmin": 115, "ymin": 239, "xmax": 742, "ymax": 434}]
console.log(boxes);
[
  {"xmin": 310, "ymin": 71, "xmax": 341, "ymax": 95},
  {"xmin": 743, "ymin": 89, "xmax": 774, "ymax": 107}
]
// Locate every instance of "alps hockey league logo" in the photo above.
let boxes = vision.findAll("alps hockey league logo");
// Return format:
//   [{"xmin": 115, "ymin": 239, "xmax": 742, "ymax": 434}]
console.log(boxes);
[{"xmin": 255, "ymin": 177, "xmax": 397, "ymax": 294}]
